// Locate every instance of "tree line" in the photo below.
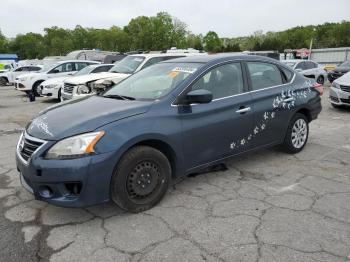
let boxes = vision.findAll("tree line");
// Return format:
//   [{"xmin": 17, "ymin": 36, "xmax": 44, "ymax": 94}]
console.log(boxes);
[{"xmin": 0, "ymin": 12, "xmax": 349, "ymax": 60}]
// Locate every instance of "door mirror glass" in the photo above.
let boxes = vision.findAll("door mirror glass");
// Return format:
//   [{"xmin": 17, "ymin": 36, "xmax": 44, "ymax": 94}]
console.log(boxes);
[{"xmin": 184, "ymin": 89, "xmax": 212, "ymax": 104}]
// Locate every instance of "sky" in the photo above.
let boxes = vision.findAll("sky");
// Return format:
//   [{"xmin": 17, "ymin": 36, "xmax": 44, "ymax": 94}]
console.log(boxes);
[{"xmin": 1, "ymin": 0, "xmax": 350, "ymax": 38}]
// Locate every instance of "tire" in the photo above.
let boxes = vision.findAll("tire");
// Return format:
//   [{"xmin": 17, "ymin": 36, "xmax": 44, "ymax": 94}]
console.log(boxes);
[
  {"xmin": 316, "ymin": 75, "xmax": 324, "ymax": 85},
  {"xmin": 110, "ymin": 146, "xmax": 171, "ymax": 213},
  {"xmin": 0, "ymin": 77, "xmax": 8, "ymax": 86},
  {"xmin": 32, "ymin": 81, "xmax": 43, "ymax": 97},
  {"xmin": 58, "ymin": 88, "xmax": 62, "ymax": 102},
  {"xmin": 281, "ymin": 113, "xmax": 309, "ymax": 154}
]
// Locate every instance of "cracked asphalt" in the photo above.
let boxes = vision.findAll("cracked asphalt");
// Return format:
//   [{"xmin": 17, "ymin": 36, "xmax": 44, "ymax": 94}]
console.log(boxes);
[{"xmin": 1, "ymin": 85, "xmax": 350, "ymax": 262}]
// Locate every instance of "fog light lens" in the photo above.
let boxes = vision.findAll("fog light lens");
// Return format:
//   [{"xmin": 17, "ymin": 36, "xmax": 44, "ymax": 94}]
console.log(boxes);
[{"xmin": 38, "ymin": 186, "xmax": 53, "ymax": 198}]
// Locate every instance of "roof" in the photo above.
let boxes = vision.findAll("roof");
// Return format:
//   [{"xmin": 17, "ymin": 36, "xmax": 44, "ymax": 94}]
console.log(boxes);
[
  {"xmin": 162, "ymin": 54, "xmax": 281, "ymax": 64},
  {"xmin": 129, "ymin": 53, "xmax": 202, "ymax": 58},
  {"xmin": 56, "ymin": 60, "xmax": 100, "ymax": 64},
  {"xmin": 89, "ymin": 63, "xmax": 114, "ymax": 68}
]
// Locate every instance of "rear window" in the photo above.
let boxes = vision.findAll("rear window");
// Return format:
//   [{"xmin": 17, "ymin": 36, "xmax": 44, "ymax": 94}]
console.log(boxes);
[
  {"xmin": 247, "ymin": 62, "xmax": 284, "ymax": 90},
  {"xmin": 280, "ymin": 67, "xmax": 294, "ymax": 83}
]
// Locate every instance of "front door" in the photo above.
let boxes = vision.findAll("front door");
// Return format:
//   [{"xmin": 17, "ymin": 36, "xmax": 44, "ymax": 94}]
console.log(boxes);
[{"xmin": 180, "ymin": 62, "xmax": 254, "ymax": 171}]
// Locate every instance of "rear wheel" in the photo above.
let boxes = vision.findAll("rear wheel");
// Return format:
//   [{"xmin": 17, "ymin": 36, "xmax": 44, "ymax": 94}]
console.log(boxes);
[
  {"xmin": 110, "ymin": 146, "xmax": 171, "ymax": 213},
  {"xmin": 282, "ymin": 113, "xmax": 309, "ymax": 154}
]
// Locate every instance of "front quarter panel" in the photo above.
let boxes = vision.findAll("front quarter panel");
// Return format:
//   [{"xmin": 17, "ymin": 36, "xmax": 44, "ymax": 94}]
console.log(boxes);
[{"xmin": 94, "ymin": 102, "xmax": 185, "ymax": 176}]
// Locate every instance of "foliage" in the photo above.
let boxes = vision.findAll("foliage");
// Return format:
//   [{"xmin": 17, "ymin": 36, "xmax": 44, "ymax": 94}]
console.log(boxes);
[
  {"xmin": 1, "ymin": 14, "xmax": 350, "ymax": 59},
  {"xmin": 203, "ymin": 31, "xmax": 222, "ymax": 52}
]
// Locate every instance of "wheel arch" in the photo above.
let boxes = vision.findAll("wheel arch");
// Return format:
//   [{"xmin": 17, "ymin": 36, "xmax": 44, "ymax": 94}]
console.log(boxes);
[
  {"xmin": 0, "ymin": 76, "xmax": 9, "ymax": 82},
  {"xmin": 295, "ymin": 108, "xmax": 312, "ymax": 122},
  {"xmin": 130, "ymin": 139, "xmax": 178, "ymax": 178},
  {"xmin": 32, "ymin": 79, "xmax": 45, "ymax": 89}
]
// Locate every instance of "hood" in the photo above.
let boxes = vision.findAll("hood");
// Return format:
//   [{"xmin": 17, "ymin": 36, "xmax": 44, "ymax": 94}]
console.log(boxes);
[
  {"xmin": 17, "ymin": 72, "xmax": 39, "ymax": 80},
  {"xmin": 26, "ymin": 95, "xmax": 153, "ymax": 140},
  {"xmin": 64, "ymin": 72, "xmax": 125, "ymax": 85},
  {"xmin": 42, "ymin": 76, "xmax": 68, "ymax": 86},
  {"xmin": 334, "ymin": 67, "xmax": 350, "ymax": 73},
  {"xmin": 334, "ymin": 71, "xmax": 350, "ymax": 85},
  {"xmin": 96, "ymin": 74, "xmax": 131, "ymax": 84}
]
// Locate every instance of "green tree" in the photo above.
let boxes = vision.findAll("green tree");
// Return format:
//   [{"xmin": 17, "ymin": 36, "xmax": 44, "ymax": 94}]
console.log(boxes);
[
  {"xmin": 0, "ymin": 30, "xmax": 9, "ymax": 53},
  {"xmin": 203, "ymin": 31, "xmax": 222, "ymax": 52}
]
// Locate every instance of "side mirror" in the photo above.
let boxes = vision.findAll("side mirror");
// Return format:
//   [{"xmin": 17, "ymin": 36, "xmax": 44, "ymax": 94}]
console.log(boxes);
[
  {"xmin": 51, "ymin": 69, "xmax": 60, "ymax": 74},
  {"xmin": 183, "ymin": 89, "xmax": 213, "ymax": 104},
  {"xmin": 295, "ymin": 68, "xmax": 303, "ymax": 73}
]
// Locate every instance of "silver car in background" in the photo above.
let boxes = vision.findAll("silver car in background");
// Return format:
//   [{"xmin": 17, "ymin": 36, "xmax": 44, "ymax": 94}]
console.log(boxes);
[
  {"xmin": 282, "ymin": 59, "xmax": 327, "ymax": 85},
  {"xmin": 329, "ymin": 71, "xmax": 350, "ymax": 108}
]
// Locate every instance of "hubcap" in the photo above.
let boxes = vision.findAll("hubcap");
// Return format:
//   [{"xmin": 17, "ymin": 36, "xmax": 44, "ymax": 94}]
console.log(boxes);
[
  {"xmin": 291, "ymin": 119, "xmax": 307, "ymax": 149},
  {"xmin": 126, "ymin": 161, "xmax": 160, "ymax": 199}
]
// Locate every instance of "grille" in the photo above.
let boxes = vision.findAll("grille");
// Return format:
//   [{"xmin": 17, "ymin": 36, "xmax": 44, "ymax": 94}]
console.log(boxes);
[
  {"xmin": 64, "ymin": 83, "xmax": 75, "ymax": 93},
  {"xmin": 18, "ymin": 135, "xmax": 44, "ymax": 161},
  {"xmin": 340, "ymin": 85, "xmax": 350, "ymax": 93}
]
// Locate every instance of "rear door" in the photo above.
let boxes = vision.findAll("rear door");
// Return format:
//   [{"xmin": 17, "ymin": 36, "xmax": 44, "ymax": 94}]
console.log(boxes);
[
  {"xmin": 245, "ymin": 61, "xmax": 295, "ymax": 147},
  {"xmin": 180, "ymin": 62, "xmax": 254, "ymax": 170}
]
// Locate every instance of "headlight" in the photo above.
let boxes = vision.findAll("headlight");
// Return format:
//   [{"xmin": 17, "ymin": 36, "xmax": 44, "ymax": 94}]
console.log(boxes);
[
  {"xmin": 332, "ymin": 82, "xmax": 340, "ymax": 89},
  {"xmin": 76, "ymin": 84, "xmax": 90, "ymax": 95},
  {"xmin": 45, "ymin": 131, "xmax": 105, "ymax": 159},
  {"xmin": 45, "ymin": 84, "xmax": 58, "ymax": 89}
]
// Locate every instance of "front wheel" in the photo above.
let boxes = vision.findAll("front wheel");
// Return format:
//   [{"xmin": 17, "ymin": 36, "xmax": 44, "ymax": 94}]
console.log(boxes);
[
  {"xmin": 110, "ymin": 146, "xmax": 171, "ymax": 213},
  {"xmin": 0, "ymin": 77, "xmax": 8, "ymax": 86},
  {"xmin": 282, "ymin": 113, "xmax": 309, "ymax": 154},
  {"xmin": 32, "ymin": 82, "xmax": 43, "ymax": 97}
]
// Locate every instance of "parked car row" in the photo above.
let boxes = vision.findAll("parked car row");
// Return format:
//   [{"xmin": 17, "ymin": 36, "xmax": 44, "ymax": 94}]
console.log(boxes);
[{"xmin": 15, "ymin": 54, "xmax": 324, "ymax": 212}]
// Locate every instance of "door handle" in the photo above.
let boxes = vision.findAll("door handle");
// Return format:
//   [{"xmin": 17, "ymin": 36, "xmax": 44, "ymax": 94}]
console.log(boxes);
[
  {"xmin": 283, "ymin": 97, "xmax": 295, "ymax": 102},
  {"xmin": 236, "ymin": 107, "xmax": 251, "ymax": 114}
]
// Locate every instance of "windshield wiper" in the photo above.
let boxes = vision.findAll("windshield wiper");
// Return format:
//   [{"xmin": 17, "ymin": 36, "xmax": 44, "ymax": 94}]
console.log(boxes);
[{"xmin": 103, "ymin": 94, "xmax": 135, "ymax": 100}]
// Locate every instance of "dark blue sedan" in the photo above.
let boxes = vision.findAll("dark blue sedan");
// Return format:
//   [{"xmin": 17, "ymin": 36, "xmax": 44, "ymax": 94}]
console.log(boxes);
[{"xmin": 16, "ymin": 55, "xmax": 322, "ymax": 212}]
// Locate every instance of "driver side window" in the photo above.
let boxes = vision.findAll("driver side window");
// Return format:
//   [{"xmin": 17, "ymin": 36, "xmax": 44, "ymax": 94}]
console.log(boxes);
[
  {"xmin": 50, "ymin": 63, "xmax": 75, "ymax": 73},
  {"xmin": 191, "ymin": 63, "xmax": 244, "ymax": 100}
]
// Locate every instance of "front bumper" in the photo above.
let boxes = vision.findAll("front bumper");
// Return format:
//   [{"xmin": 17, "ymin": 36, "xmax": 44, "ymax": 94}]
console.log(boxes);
[
  {"xmin": 329, "ymin": 86, "xmax": 350, "ymax": 106},
  {"xmin": 40, "ymin": 86, "xmax": 59, "ymax": 99},
  {"xmin": 14, "ymin": 81, "xmax": 30, "ymax": 91},
  {"xmin": 16, "ymin": 134, "xmax": 118, "ymax": 208}
]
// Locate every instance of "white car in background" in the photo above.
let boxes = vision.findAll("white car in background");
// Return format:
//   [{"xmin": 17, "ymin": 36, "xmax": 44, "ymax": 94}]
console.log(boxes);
[
  {"xmin": 40, "ymin": 64, "xmax": 114, "ymax": 101},
  {"xmin": 61, "ymin": 53, "xmax": 200, "ymax": 100},
  {"xmin": 0, "ymin": 65, "xmax": 42, "ymax": 86},
  {"xmin": 14, "ymin": 60, "xmax": 99, "ymax": 96},
  {"xmin": 329, "ymin": 71, "xmax": 350, "ymax": 108},
  {"xmin": 282, "ymin": 59, "xmax": 327, "ymax": 85}
]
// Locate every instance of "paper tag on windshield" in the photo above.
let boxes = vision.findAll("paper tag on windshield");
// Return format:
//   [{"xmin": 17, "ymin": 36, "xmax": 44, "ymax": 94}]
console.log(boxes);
[
  {"xmin": 171, "ymin": 67, "xmax": 197, "ymax": 74},
  {"xmin": 133, "ymin": 58, "xmax": 143, "ymax": 62}
]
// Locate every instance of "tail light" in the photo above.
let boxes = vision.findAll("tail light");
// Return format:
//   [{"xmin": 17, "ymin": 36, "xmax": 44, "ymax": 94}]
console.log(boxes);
[{"xmin": 312, "ymin": 83, "xmax": 323, "ymax": 96}]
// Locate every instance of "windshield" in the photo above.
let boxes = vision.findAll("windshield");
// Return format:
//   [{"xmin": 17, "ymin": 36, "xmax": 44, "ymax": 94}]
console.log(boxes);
[
  {"xmin": 103, "ymin": 62, "xmax": 202, "ymax": 100},
  {"xmin": 39, "ymin": 63, "xmax": 58, "ymax": 72},
  {"xmin": 339, "ymin": 61, "xmax": 350, "ymax": 67},
  {"xmin": 282, "ymin": 61, "xmax": 296, "ymax": 68},
  {"xmin": 74, "ymin": 65, "xmax": 94, "ymax": 76},
  {"xmin": 109, "ymin": 56, "xmax": 145, "ymax": 74}
]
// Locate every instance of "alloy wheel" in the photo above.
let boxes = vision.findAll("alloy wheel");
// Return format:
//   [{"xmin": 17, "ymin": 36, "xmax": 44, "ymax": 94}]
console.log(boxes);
[{"xmin": 291, "ymin": 119, "xmax": 308, "ymax": 148}]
